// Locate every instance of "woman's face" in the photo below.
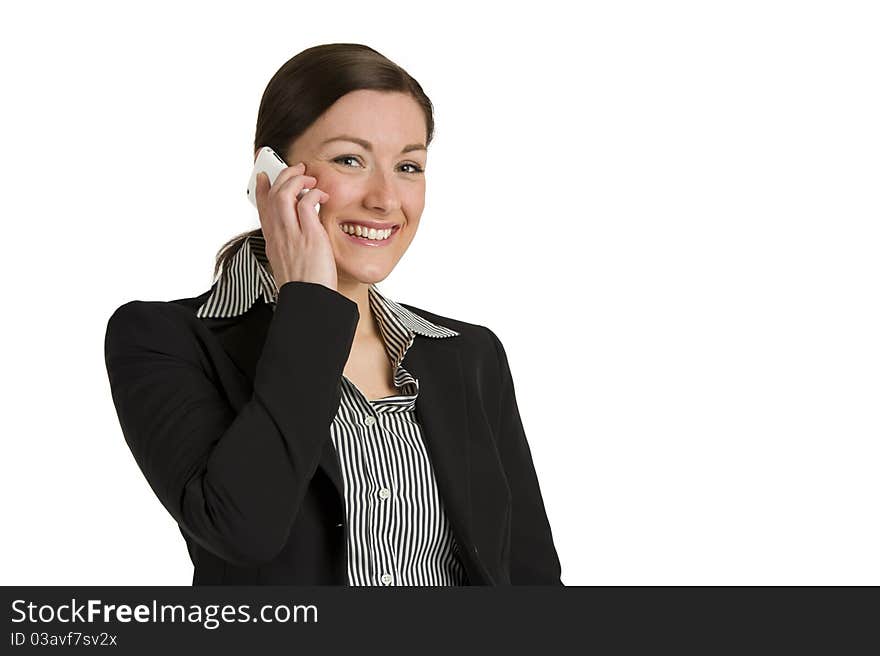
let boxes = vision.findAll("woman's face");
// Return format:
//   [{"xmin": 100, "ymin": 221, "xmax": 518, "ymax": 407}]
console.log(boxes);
[{"xmin": 283, "ymin": 89, "xmax": 428, "ymax": 286}]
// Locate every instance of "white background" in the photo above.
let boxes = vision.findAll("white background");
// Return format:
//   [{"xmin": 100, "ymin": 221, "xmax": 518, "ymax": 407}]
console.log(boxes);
[{"xmin": 1, "ymin": 0, "xmax": 878, "ymax": 586}]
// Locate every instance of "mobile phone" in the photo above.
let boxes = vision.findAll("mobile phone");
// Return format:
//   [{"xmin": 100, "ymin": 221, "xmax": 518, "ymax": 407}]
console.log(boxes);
[{"xmin": 246, "ymin": 146, "xmax": 313, "ymax": 208}]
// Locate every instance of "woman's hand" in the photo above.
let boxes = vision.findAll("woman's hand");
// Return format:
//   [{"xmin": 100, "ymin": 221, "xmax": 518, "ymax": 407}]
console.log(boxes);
[{"xmin": 254, "ymin": 162, "xmax": 337, "ymax": 292}]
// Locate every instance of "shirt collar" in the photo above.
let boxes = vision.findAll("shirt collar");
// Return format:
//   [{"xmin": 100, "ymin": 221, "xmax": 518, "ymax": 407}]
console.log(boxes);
[{"xmin": 196, "ymin": 235, "xmax": 459, "ymax": 339}]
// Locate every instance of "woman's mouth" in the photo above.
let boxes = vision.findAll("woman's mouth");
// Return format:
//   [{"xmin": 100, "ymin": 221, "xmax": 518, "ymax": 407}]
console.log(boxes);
[{"xmin": 338, "ymin": 223, "xmax": 400, "ymax": 248}]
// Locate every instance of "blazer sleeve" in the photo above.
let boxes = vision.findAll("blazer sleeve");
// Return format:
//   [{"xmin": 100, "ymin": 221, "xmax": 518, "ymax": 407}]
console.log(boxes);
[
  {"xmin": 104, "ymin": 280, "xmax": 359, "ymax": 567},
  {"xmin": 487, "ymin": 328, "xmax": 564, "ymax": 585}
]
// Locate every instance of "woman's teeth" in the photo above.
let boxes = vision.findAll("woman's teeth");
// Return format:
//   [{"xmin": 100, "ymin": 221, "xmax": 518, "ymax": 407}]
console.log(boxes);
[{"xmin": 340, "ymin": 224, "xmax": 393, "ymax": 240}]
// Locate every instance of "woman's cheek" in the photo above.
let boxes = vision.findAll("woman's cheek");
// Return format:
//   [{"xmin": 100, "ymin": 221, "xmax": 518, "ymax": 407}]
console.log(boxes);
[{"xmin": 313, "ymin": 175, "xmax": 340, "ymax": 202}]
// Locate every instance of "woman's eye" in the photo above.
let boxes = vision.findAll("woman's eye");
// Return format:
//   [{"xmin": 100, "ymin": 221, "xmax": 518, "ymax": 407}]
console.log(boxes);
[
  {"xmin": 332, "ymin": 156, "xmax": 424, "ymax": 174},
  {"xmin": 333, "ymin": 155, "xmax": 361, "ymax": 168}
]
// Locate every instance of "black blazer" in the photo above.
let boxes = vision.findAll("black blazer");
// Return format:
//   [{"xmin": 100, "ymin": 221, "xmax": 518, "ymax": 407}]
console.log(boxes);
[{"xmin": 104, "ymin": 280, "xmax": 563, "ymax": 585}]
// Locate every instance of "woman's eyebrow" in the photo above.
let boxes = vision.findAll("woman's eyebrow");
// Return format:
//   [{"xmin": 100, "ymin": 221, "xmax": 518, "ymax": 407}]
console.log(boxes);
[{"xmin": 320, "ymin": 135, "xmax": 427, "ymax": 154}]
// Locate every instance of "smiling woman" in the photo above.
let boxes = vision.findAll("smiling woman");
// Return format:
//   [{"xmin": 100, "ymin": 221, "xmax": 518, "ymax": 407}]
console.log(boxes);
[
  {"xmin": 103, "ymin": 42, "xmax": 563, "ymax": 587},
  {"xmin": 212, "ymin": 45, "xmax": 435, "ymax": 289}
]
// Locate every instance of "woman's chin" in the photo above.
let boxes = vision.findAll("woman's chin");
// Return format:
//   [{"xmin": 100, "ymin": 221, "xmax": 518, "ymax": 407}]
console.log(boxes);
[{"xmin": 335, "ymin": 261, "xmax": 393, "ymax": 286}]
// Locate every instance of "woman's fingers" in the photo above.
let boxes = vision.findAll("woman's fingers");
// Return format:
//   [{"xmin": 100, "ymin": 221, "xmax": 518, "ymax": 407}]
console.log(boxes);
[{"xmin": 296, "ymin": 187, "xmax": 330, "ymax": 233}]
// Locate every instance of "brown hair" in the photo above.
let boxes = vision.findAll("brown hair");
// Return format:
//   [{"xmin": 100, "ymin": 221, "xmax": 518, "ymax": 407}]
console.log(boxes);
[{"xmin": 211, "ymin": 43, "xmax": 436, "ymax": 282}]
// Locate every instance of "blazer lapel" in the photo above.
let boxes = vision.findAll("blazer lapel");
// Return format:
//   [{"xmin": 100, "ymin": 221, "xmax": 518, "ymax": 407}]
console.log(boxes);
[
  {"xmin": 210, "ymin": 303, "xmax": 273, "ymax": 385},
  {"xmin": 401, "ymin": 335, "xmax": 495, "ymax": 584},
  {"xmin": 400, "ymin": 336, "xmax": 473, "ymax": 545}
]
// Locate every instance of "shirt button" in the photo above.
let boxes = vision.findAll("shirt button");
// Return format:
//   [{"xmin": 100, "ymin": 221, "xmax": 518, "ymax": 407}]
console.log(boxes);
[
  {"xmin": 381, "ymin": 573, "xmax": 393, "ymax": 585},
  {"xmin": 364, "ymin": 416, "xmax": 376, "ymax": 427},
  {"xmin": 378, "ymin": 487, "xmax": 390, "ymax": 500}
]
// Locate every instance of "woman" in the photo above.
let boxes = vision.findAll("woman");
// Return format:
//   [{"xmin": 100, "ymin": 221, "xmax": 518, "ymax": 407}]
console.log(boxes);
[{"xmin": 104, "ymin": 43, "xmax": 562, "ymax": 586}]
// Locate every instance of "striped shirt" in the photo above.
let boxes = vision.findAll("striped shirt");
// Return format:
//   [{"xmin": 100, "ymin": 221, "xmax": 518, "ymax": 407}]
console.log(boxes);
[{"xmin": 196, "ymin": 235, "xmax": 468, "ymax": 585}]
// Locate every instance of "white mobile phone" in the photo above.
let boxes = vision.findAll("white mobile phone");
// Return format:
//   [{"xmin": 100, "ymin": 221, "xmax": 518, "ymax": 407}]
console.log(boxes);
[{"xmin": 246, "ymin": 146, "xmax": 313, "ymax": 208}]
